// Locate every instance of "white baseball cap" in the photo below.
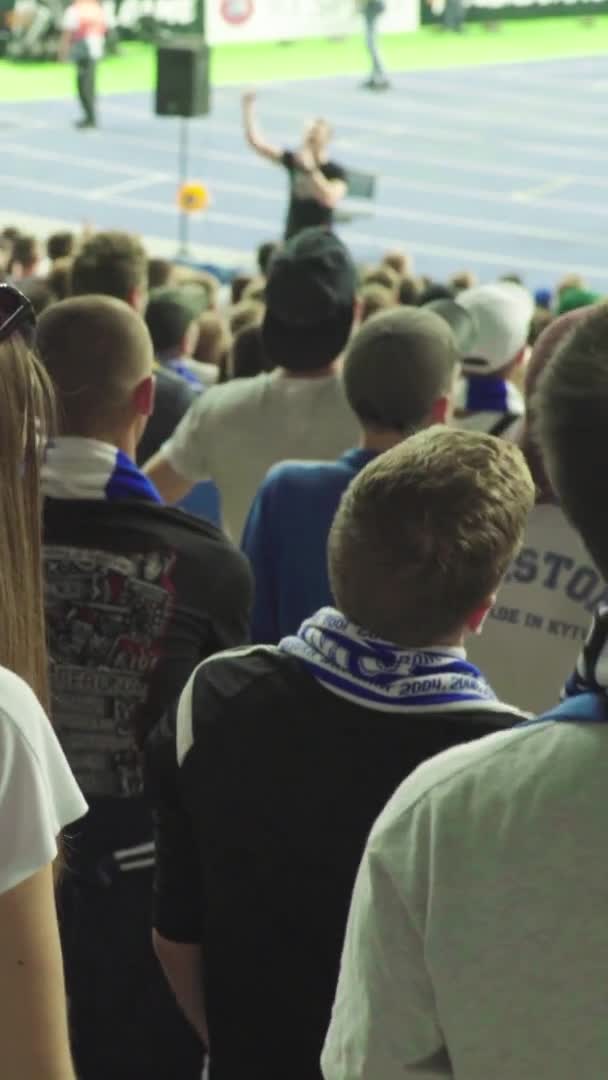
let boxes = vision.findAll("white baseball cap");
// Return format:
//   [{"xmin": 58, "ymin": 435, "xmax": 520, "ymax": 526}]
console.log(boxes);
[{"xmin": 456, "ymin": 282, "xmax": 535, "ymax": 375}]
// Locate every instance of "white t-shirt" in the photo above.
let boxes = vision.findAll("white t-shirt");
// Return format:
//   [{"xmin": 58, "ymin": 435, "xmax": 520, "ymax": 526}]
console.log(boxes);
[
  {"xmin": 162, "ymin": 369, "xmax": 359, "ymax": 541},
  {"xmin": 0, "ymin": 667, "xmax": 87, "ymax": 896},
  {"xmin": 323, "ymin": 718, "xmax": 608, "ymax": 1080},
  {"xmin": 62, "ymin": 2, "xmax": 107, "ymax": 60},
  {"xmin": 468, "ymin": 502, "xmax": 598, "ymax": 714}
]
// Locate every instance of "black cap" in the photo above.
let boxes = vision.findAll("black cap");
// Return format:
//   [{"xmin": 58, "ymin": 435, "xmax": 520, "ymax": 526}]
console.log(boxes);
[
  {"xmin": 263, "ymin": 228, "xmax": 357, "ymax": 372},
  {"xmin": 265, "ymin": 228, "xmax": 356, "ymax": 326}
]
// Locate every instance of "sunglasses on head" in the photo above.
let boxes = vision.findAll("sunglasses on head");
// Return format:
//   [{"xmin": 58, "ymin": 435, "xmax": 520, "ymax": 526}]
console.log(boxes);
[{"xmin": 0, "ymin": 283, "xmax": 36, "ymax": 346}]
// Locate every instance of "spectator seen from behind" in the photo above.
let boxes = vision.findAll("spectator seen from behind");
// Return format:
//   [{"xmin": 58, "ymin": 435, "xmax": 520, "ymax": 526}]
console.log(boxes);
[
  {"xmin": 47, "ymin": 230, "xmax": 76, "ymax": 263},
  {"xmin": 243, "ymin": 306, "xmax": 460, "ymax": 643},
  {"xmin": 145, "ymin": 286, "xmax": 208, "ymax": 389},
  {"xmin": 9, "ymin": 233, "xmax": 41, "ymax": 280},
  {"xmin": 144, "ymin": 228, "xmax": 359, "ymax": 540},
  {"xmin": 150, "ymin": 426, "xmax": 533, "ymax": 1080},
  {"xmin": 71, "ymin": 230, "xmax": 199, "ymax": 465},
  {"xmin": 452, "ymin": 281, "xmax": 534, "ymax": 435},
  {"xmin": 38, "ymin": 295, "xmax": 252, "ymax": 1080},
  {"xmin": 323, "ymin": 302, "xmax": 608, "ymax": 1080}
]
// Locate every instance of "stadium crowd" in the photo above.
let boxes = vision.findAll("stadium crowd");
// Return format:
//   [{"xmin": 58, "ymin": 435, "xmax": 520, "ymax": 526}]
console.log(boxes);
[{"xmin": 1, "ymin": 217, "xmax": 608, "ymax": 1079}]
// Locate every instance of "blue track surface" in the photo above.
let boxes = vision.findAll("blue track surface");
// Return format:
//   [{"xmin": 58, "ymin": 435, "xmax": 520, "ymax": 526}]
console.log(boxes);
[{"xmin": 2, "ymin": 54, "xmax": 608, "ymax": 288}]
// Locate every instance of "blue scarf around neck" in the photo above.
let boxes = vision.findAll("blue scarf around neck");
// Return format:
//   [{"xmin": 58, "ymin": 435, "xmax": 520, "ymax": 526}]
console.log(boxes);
[
  {"xmin": 464, "ymin": 374, "xmax": 523, "ymax": 416},
  {"xmin": 280, "ymin": 608, "xmax": 524, "ymax": 715},
  {"xmin": 42, "ymin": 437, "xmax": 163, "ymax": 504}
]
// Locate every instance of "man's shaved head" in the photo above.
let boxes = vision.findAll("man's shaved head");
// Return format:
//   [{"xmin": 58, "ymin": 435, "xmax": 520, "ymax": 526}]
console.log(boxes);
[{"xmin": 37, "ymin": 296, "xmax": 154, "ymax": 438}]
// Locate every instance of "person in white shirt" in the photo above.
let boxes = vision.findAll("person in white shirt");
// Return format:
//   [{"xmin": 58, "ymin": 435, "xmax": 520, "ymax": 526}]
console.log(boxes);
[
  {"xmin": 322, "ymin": 301, "xmax": 608, "ymax": 1080},
  {"xmin": 145, "ymin": 228, "xmax": 359, "ymax": 541},
  {"xmin": 0, "ymin": 283, "xmax": 87, "ymax": 1079},
  {"xmin": 59, "ymin": 0, "xmax": 108, "ymax": 129},
  {"xmin": 468, "ymin": 305, "xmax": 598, "ymax": 714}
]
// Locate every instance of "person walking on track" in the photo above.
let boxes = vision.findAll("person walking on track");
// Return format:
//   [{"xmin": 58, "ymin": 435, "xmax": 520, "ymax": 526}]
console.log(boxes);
[
  {"xmin": 60, "ymin": 0, "xmax": 108, "ymax": 129},
  {"xmin": 359, "ymin": 0, "xmax": 390, "ymax": 90}
]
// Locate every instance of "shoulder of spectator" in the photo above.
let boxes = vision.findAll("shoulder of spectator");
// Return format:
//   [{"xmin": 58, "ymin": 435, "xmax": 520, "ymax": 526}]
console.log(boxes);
[{"xmin": 177, "ymin": 645, "xmax": 288, "ymax": 765}]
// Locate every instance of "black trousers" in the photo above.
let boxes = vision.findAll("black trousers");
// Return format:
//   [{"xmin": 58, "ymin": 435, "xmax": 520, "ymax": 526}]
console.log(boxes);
[{"xmin": 76, "ymin": 57, "xmax": 97, "ymax": 124}]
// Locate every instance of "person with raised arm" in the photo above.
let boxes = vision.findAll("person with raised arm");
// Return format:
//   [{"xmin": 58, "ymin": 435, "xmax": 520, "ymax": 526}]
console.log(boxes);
[{"xmin": 241, "ymin": 90, "xmax": 348, "ymax": 239}]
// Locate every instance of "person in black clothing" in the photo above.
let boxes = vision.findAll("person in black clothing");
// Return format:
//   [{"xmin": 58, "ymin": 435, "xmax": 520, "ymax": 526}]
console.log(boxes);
[
  {"xmin": 149, "ymin": 425, "xmax": 535, "ymax": 1079},
  {"xmin": 242, "ymin": 90, "xmax": 347, "ymax": 239},
  {"xmin": 37, "ymin": 295, "xmax": 252, "ymax": 1080},
  {"xmin": 70, "ymin": 229, "xmax": 200, "ymax": 464}
]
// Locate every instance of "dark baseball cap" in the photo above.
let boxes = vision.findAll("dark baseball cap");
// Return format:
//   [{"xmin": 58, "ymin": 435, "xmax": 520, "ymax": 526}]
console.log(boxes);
[
  {"xmin": 263, "ymin": 228, "xmax": 357, "ymax": 371},
  {"xmin": 265, "ymin": 228, "xmax": 357, "ymax": 325},
  {"xmin": 344, "ymin": 306, "xmax": 460, "ymax": 432}
]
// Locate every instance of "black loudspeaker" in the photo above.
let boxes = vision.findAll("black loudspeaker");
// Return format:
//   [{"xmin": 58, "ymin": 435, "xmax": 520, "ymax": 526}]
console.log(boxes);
[{"xmin": 155, "ymin": 40, "xmax": 211, "ymax": 119}]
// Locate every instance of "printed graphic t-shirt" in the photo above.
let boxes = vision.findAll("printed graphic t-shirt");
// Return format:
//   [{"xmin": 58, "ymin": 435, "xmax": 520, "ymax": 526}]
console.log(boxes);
[
  {"xmin": 44, "ymin": 498, "xmax": 252, "ymax": 812},
  {"xmin": 281, "ymin": 151, "xmax": 347, "ymax": 239},
  {"xmin": 0, "ymin": 666, "xmax": 86, "ymax": 896}
]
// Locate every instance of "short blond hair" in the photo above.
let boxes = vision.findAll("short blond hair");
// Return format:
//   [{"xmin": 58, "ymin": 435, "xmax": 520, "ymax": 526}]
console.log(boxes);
[{"xmin": 329, "ymin": 427, "xmax": 534, "ymax": 646}]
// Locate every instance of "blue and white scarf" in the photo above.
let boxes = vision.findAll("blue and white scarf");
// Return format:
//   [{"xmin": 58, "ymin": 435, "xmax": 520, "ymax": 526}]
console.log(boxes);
[
  {"xmin": 459, "ymin": 375, "xmax": 524, "ymax": 418},
  {"xmin": 42, "ymin": 437, "xmax": 163, "ymax": 504},
  {"xmin": 518, "ymin": 608, "xmax": 608, "ymax": 727},
  {"xmin": 280, "ymin": 608, "xmax": 522, "ymax": 715}
]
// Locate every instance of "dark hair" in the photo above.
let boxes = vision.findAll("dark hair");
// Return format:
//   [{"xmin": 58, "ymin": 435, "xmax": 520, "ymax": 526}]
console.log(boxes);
[
  {"xmin": 47, "ymin": 231, "xmax": 75, "ymax": 262},
  {"xmin": 263, "ymin": 305, "xmax": 355, "ymax": 374},
  {"xmin": 10, "ymin": 234, "xmax": 39, "ymax": 273},
  {"xmin": 257, "ymin": 241, "xmax": 279, "ymax": 277},
  {"xmin": 535, "ymin": 304, "xmax": 608, "ymax": 575},
  {"xmin": 230, "ymin": 324, "xmax": 271, "ymax": 379},
  {"xmin": 418, "ymin": 282, "xmax": 454, "ymax": 306},
  {"xmin": 47, "ymin": 259, "xmax": 73, "ymax": 301},
  {"xmin": 19, "ymin": 278, "xmax": 58, "ymax": 316},
  {"xmin": 500, "ymin": 273, "xmax": 524, "ymax": 286},
  {"xmin": 148, "ymin": 257, "xmax": 174, "ymax": 290},
  {"xmin": 71, "ymin": 231, "xmax": 148, "ymax": 302},
  {"xmin": 398, "ymin": 274, "xmax": 420, "ymax": 306},
  {"xmin": 231, "ymin": 273, "xmax": 253, "ymax": 305}
]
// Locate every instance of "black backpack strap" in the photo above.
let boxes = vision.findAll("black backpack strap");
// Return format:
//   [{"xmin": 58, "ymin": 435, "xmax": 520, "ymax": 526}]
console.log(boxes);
[{"xmin": 490, "ymin": 412, "xmax": 519, "ymax": 437}]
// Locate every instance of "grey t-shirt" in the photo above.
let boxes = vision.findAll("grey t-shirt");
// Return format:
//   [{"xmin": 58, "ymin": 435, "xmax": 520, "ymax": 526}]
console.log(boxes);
[{"xmin": 161, "ymin": 369, "xmax": 358, "ymax": 541}]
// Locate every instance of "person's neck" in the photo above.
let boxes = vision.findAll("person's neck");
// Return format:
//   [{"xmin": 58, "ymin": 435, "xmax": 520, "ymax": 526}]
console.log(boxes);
[
  {"xmin": 359, "ymin": 427, "xmax": 405, "ymax": 454},
  {"xmin": 278, "ymin": 361, "xmax": 338, "ymax": 380},
  {"xmin": 71, "ymin": 431, "xmax": 138, "ymax": 465}
]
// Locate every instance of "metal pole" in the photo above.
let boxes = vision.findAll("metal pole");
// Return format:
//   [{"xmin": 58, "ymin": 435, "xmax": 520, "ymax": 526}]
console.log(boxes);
[
  {"xmin": 194, "ymin": 0, "xmax": 205, "ymax": 37},
  {"xmin": 178, "ymin": 116, "xmax": 190, "ymax": 257}
]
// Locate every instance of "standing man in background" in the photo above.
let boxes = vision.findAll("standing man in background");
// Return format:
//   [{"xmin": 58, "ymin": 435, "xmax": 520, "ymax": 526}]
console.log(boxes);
[
  {"xmin": 359, "ymin": 1, "xmax": 390, "ymax": 90},
  {"xmin": 59, "ymin": 0, "xmax": 108, "ymax": 129}
]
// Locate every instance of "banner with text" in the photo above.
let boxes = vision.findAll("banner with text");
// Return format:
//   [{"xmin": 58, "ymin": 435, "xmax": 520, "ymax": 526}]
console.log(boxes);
[{"xmin": 207, "ymin": 0, "xmax": 418, "ymax": 44}]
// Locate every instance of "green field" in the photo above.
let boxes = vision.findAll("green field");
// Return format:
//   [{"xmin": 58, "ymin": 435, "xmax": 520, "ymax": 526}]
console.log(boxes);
[{"xmin": 1, "ymin": 15, "xmax": 607, "ymax": 101}]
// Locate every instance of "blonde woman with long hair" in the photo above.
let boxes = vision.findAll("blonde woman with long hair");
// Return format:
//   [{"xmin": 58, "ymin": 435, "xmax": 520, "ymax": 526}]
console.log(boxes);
[{"xmin": 0, "ymin": 283, "xmax": 86, "ymax": 1079}]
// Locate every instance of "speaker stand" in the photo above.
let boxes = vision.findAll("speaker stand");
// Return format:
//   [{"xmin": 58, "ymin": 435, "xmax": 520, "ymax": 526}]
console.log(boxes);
[{"xmin": 177, "ymin": 116, "xmax": 191, "ymax": 259}]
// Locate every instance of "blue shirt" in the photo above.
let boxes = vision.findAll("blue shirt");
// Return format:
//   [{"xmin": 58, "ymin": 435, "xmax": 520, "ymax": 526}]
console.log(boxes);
[{"xmin": 242, "ymin": 449, "xmax": 377, "ymax": 644}]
